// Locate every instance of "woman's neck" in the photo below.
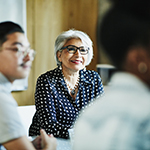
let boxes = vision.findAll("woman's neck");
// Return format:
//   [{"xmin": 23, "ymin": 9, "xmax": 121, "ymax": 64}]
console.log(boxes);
[{"xmin": 62, "ymin": 68, "xmax": 79, "ymax": 86}]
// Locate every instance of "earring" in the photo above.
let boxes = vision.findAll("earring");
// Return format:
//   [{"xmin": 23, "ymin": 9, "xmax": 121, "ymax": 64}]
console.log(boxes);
[
  {"xmin": 138, "ymin": 62, "xmax": 147, "ymax": 74},
  {"xmin": 84, "ymin": 67, "xmax": 86, "ymax": 71}
]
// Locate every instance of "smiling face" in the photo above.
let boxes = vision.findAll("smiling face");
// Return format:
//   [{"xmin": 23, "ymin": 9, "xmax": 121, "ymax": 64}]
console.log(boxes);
[
  {"xmin": 57, "ymin": 38, "xmax": 88, "ymax": 73},
  {"xmin": 0, "ymin": 32, "xmax": 32, "ymax": 82}
]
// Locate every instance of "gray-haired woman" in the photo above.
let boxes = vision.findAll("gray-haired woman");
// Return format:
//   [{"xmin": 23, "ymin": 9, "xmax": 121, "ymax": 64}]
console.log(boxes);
[{"xmin": 29, "ymin": 29, "xmax": 104, "ymax": 139}]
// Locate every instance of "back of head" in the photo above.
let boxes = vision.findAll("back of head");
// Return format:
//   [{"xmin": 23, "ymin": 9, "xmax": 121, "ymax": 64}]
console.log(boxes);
[
  {"xmin": 0, "ymin": 21, "xmax": 24, "ymax": 46},
  {"xmin": 98, "ymin": 0, "xmax": 150, "ymax": 69},
  {"xmin": 110, "ymin": 0, "xmax": 150, "ymax": 17}
]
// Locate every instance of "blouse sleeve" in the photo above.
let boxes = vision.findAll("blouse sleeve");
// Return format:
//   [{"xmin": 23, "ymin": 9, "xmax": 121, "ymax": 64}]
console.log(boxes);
[
  {"xmin": 34, "ymin": 75, "xmax": 70, "ymax": 139},
  {"xmin": 94, "ymin": 71, "xmax": 104, "ymax": 98}
]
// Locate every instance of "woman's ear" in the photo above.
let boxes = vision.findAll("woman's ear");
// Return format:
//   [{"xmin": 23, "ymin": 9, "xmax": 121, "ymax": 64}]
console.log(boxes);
[{"xmin": 57, "ymin": 51, "xmax": 62, "ymax": 62}]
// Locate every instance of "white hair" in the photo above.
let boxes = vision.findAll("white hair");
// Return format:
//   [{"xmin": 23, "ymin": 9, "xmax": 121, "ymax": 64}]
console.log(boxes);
[{"xmin": 54, "ymin": 29, "xmax": 93, "ymax": 66}]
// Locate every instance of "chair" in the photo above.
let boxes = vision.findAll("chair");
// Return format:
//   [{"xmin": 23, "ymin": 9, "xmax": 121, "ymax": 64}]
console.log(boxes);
[{"xmin": 17, "ymin": 105, "xmax": 35, "ymax": 136}]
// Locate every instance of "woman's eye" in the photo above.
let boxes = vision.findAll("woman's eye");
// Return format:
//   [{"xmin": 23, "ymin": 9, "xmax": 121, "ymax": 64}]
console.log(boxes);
[
  {"xmin": 80, "ymin": 49, "xmax": 86, "ymax": 52},
  {"xmin": 68, "ymin": 48, "xmax": 75, "ymax": 51}
]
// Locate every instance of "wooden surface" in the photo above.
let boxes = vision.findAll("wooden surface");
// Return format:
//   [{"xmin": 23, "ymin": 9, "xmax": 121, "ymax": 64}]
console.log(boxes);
[{"xmin": 12, "ymin": 0, "xmax": 99, "ymax": 106}]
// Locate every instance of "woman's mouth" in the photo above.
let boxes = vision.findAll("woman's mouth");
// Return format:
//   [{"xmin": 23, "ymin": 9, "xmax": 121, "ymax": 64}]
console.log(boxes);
[{"xmin": 71, "ymin": 60, "xmax": 82, "ymax": 64}]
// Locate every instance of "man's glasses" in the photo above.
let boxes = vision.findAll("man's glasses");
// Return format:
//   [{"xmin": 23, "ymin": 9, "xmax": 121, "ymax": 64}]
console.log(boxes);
[
  {"xmin": 60, "ymin": 45, "xmax": 89, "ymax": 55},
  {"xmin": 5, "ymin": 47, "xmax": 36, "ymax": 61}
]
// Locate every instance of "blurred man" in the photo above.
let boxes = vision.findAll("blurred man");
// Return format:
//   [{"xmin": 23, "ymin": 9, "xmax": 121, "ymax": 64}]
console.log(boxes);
[
  {"xmin": 0, "ymin": 21, "xmax": 56, "ymax": 150},
  {"xmin": 73, "ymin": 0, "xmax": 150, "ymax": 149}
]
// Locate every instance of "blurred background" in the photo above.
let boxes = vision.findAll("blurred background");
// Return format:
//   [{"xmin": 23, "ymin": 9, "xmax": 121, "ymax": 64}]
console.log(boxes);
[{"xmin": 9, "ymin": 0, "xmax": 112, "ymax": 106}]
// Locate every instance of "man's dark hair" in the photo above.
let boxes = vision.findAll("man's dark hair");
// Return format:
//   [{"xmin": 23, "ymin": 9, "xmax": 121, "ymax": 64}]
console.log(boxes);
[
  {"xmin": 0, "ymin": 21, "xmax": 24, "ymax": 45},
  {"xmin": 98, "ymin": 0, "xmax": 150, "ymax": 69}
]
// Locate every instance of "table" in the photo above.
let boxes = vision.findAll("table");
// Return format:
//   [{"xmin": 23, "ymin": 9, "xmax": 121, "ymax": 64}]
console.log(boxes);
[
  {"xmin": 57, "ymin": 138, "xmax": 72, "ymax": 150},
  {"xmin": 1, "ymin": 138, "xmax": 72, "ymax": 150},
  {"xmin": 31, "ymin": 136, "xmax": 72, "ymax": 150}
]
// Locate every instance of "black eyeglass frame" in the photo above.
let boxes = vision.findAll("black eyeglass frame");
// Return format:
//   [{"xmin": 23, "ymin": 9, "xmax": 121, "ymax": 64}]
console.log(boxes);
[{"xmin": 60, "ymin": 45, "xmax": 89, "ymax": 55}]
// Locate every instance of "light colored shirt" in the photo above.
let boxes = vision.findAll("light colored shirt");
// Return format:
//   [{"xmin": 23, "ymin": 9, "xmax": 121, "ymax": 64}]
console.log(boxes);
[
  {"xmin": 0, "ymin": 73, "xmax": 26, "ymax": 149},
  {"xmin": 73, "ymin": 72, "xmax": 150, "ymax": 150}
]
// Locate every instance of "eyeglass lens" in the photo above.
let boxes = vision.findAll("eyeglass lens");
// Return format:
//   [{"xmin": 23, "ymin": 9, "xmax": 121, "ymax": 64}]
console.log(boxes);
[
  {"xmin": 18, "ymin": 48, "xmax": 36, "ymax": 60},
  {"xmin": 67, "ymin": 45, "xmax": 89, "ymax": 55}
]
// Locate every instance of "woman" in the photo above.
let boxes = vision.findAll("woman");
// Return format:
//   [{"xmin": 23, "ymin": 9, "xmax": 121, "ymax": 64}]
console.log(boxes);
[{"xmin": 29, "ymin": 29, "xmax": 104, "ymax": 139}]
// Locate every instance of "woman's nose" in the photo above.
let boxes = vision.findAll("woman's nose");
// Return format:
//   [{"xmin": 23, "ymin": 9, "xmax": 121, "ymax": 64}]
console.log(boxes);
[{"xmin": 74, "ymin": 49, "xmax": 81, "ymax": 56}]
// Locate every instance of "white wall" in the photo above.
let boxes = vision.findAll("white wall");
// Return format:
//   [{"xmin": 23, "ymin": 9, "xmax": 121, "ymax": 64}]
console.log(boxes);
[{"xmin": 0, "ymin": 0, "xmax": 28, "ymax": 91}]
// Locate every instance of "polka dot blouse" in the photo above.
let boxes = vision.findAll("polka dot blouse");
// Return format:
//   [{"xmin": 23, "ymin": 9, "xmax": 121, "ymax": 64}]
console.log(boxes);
[{"xmin": 29, "ymin": 67, "xmax": 104, "ymax": 139}]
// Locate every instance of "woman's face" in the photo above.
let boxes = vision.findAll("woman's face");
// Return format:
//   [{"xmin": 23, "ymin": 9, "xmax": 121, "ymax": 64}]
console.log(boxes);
[{"xmin": 57, "ymin": 38, "xmax": 88, "ymax": 72}]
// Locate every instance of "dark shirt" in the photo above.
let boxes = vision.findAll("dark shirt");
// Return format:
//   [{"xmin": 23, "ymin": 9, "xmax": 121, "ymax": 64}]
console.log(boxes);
[{"xmin": 29, "ymin": 67, "xmax": 104, "ymax": 139}]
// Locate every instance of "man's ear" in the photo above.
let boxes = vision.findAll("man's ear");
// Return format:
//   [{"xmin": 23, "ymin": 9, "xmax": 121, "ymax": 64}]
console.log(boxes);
[
  {"xmin": 57, "ymin": 51, "xmax": 62, "ymax": 62},
  {"xmin": 124, "ymin": 47, "xmax": 148, "ymax": 72},
  {"xmin": 127, "ymin": 47, "xmax": 148, "ymax": 64}
]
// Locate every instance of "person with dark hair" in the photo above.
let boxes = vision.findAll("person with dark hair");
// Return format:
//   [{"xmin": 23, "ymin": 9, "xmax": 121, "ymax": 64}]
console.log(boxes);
[
  {"xmin": 0, "ymin": 21, "xmax": 56, "ymax": 150},
  {"xmin": 73, "ymin": 0, "xmax": 150, "ymax": 149},
  {"xmin": 29, "ymin": 29, "xmax": 104, "ymax": 139}
]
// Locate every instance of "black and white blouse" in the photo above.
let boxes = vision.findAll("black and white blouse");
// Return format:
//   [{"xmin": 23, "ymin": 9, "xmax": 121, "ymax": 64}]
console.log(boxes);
[{"xmin": 29, "ymin": 67, "xmax": 104, "ymax": 139}]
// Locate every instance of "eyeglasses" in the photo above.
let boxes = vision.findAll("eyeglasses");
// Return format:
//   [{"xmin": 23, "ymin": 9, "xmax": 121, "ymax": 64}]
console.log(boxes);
[
  {"xmin": 60, "ymin": 45, "xmax": 89, "ymax": 55},
  {"xmin": 5, "ymin": 47, "xmax": 36, "ymax": 60}
]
